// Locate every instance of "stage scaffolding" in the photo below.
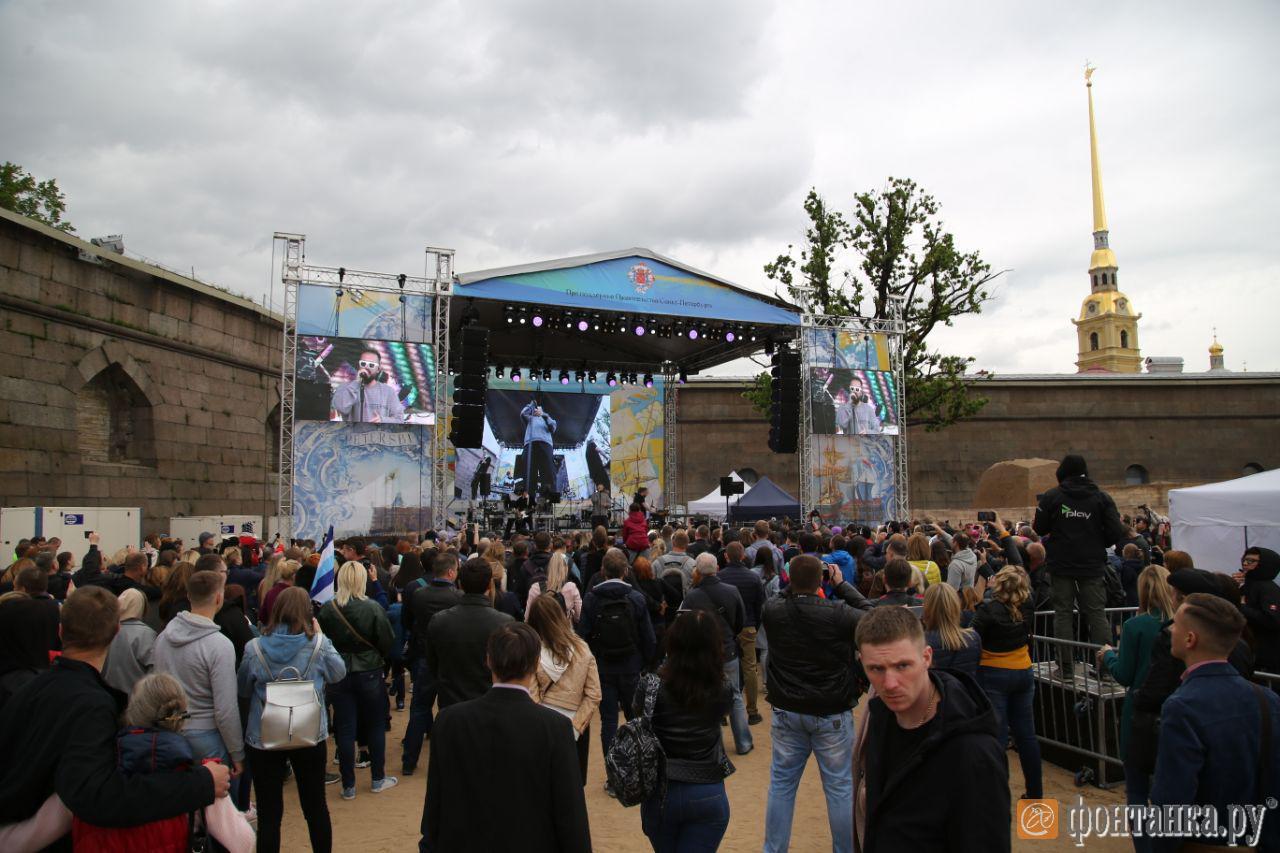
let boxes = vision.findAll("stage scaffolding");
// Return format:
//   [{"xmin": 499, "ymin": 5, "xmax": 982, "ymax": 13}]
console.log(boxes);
[{"xmin": 273, "ymin": 233, "xmax": 455, "ymax": 540}]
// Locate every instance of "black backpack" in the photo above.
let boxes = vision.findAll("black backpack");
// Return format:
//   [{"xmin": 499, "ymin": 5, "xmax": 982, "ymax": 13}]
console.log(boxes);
[
  {"xmin": 604, "ymin": 673, "xmax": 666, "ymax": 807},
  {"xmin": 591, "ymin": 597, "xmax": 639, "ymax": 661},
  {"xmin": 540, "ymin": 582, "xmax": 568, "ymax": 614}
]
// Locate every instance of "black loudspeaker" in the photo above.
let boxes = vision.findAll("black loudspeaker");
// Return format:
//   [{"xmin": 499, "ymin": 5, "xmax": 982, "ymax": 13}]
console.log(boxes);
[
  {"xmin": 768, "ymin": 349, "xmax": 800, "ymax": 453},
  {"xmin": 719, "ymin": 477, "xmax": 745, "ymax": 497},
  {"xmin": 450, "ymin": 326, "xmax": 489, "ymax": 448}
]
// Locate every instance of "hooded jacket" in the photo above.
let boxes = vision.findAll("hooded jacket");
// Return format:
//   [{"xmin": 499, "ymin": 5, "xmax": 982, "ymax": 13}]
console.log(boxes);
[
  {"xmin": 517, "ymin": 550, "xmax": 554, "ymax": 605},
  {"xmin": 946, "ymin": 548, "xmax": 978, "ymax": 589},
  {"xmin": 854, "ymin": 670, "xmax": 1010, "ymax": 853},
  {"xmin": 1240, "ymin": 547, "xmax": 1280, "ymax": 672},
  {"xmin": 237, "ymin": 627, "xmax": 346, "ymax": 749},
  {"xmin": 577, "ymin": 579, "xmax": 656, "ymax": 675},
  {"xmin": 153, "ymin": 611, "xmax": 245, "ymax": 761},
  {"xmin": 101, "ymin": 617, "xmax": 156, "ymax": 696},
  {"xmin": 1032, "ymin": 475, "xmax": 1126, "ymax": 578},
  {"xmin": 622, "ymin": 511, "xmax": 651, "ymax": 553}
]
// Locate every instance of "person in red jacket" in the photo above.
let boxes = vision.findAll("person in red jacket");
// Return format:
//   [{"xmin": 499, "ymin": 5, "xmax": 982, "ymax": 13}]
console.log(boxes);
[{"xmin": 622, "ymin": 503, "xmax": 650, "ymax": 558}]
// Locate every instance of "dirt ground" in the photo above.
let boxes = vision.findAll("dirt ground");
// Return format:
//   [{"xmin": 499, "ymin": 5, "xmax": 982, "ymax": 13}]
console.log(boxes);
[{"xmin": 277, "ymin": 694, "xmax": 1130, "ymax": 851}]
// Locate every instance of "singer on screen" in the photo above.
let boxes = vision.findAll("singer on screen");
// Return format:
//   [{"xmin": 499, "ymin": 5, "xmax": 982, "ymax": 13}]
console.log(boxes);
[
  {"xmin": 331, "ymin": 348, "xmax": 405, "ymax": 423},
  {"xmin": 521, "ymin": 399, "xmax": 557, "ymax": 499}
]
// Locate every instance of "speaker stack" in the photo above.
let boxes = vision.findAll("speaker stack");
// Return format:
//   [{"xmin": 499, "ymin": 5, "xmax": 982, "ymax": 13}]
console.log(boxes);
[
  {"xmin": 449, "ymin": 326, "xmax": 488, "ymax": 448},
  {"xmin": 768, "ymin": 348, "xmax": 800, "ymax": 453}
]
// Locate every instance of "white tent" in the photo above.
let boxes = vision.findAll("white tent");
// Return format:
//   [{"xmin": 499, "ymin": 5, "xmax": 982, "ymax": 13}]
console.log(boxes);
[
  {"xmin": 688, "ymin": 471, "xmax": 752, "ymax": 519},
  {"xmin": 1169, "ymin": 469, "xmax": 1280, "ymax": 572}
]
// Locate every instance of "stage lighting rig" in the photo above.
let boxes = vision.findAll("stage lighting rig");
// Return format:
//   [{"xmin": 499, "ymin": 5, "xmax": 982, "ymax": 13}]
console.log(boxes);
[
  {"xmin": 643, "ymin": 373, "xmax": 654, "ymax": 387},
  {"xmin": 588, "ymin": 370, "xmax": 598, "ymax": 383},
  {"xmin": 559, "ymin": 369, "xmax": 570, "ymax": 385},
  {"xmin": 606, "ymin": 371, "xmax": 618, "ymax": 387},
  {"xmin": 512, "ymin": 368, "xmax": 522, "ymax": 382}
]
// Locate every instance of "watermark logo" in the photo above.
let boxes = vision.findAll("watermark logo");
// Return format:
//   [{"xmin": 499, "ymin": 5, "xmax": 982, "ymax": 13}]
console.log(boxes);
[
  {"xmin": 1060, "ymin": 505, "xmax": 1092, "ymax": 519},
  {"xmin": 1018, "ymin": 799, "xmax": 1060, "ymax": 840}
]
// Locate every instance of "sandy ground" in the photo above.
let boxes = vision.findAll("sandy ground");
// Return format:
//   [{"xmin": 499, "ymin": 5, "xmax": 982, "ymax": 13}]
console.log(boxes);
[{"xmin": 276, "ymin": 692, "xmax": 1131, "ymax": 851}]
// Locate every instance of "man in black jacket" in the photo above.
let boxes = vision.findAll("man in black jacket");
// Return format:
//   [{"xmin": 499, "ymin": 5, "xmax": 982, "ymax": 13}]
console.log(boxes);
[
  {"xmin": 718, "ymin": 541, "xmax": 766, "ymax": 725},
  {"xmin": 401, "ymin": 552, "xmax": 462, "ymax": 775},
  {"xmin": 578, "ymin": 547, "xmax": 655, "ymax": 777},
  {"xmin": 420, "ymin": 622, "xmax": 590, "ymax": 853},
  {"xmin": 761, "ymin": 554, "xmax": 872, "ymax": 852},
  {"xmin": 426, "ymin": 558, "xmax": 513, "ymax": 710},
  {"xmin": 1237, "ymin": 547, "xmax": 1280, "ymax": 674},
  {"xmin": 0, "ymin": 586, "xmax": 228, "ymax": 851},
  {"xmin": 683, "ymin": 551, "xmax": 752, "ymax": 754},
  {"xmin": 1033, "ymin": 454, "xmax": 1125, "ymax": 677},
  {"xmin": 854, "ymin": 605, "xmax": 1009, "ymax": 853},
  {"xmin": 516, "ymin": 530, "xmax": 554, "ymax": 607}
]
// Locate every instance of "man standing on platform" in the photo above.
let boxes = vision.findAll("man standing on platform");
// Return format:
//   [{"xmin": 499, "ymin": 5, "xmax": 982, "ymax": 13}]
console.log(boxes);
[
  {"xmin": 590, "ymin": 482, "xmax": 611, "ymax": 531},
  {"xmin": 521, "ymin": 399, "xmax": 557, "ymax": 500},
  {"xmin": 470, "ymin": 455, "xmax": 492, "ymax": 502}
]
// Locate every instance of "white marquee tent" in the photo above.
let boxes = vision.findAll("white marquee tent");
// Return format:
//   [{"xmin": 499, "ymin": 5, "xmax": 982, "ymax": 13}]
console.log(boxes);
[
  {"xmin": 1169, "ymin": 469, "xmax": 1280, "ymax": 572},
  {"xmin": 688, "ymin": 471, "xmax": 752, "ymax": 519}
]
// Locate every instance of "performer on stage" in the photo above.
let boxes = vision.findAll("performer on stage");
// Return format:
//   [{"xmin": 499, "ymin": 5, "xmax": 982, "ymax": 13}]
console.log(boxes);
[
  {"xmin": 471, "ymin": 455, "xmax": 492, "ymax": 501},
  {"xmin": 853, "ymin": 389, "xmax": 882, "ymax": 434},
  {"xmin": 331, "ymin": 348, "xmax": 405, "ymax": 423},
  {"xmin": 521, "ymin": 399, "xmax": 558, "ymax": 499},
  {"xmin": 633, "ymin": 485, "xmax": 649, "ymax": 515},
  {"xmin": 590, "ymin": 482, "xmax": 611, "ymax": 531}
]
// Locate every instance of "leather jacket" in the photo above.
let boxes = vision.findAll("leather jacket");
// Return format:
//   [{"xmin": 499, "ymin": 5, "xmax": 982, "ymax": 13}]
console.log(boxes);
[
  {"xmin": 761, "ymin": 582, "xmax": 871, "ymax": 716},
  {"xmin": 644, "ymin": 681, "xmax": 733, "ymax": 783}
]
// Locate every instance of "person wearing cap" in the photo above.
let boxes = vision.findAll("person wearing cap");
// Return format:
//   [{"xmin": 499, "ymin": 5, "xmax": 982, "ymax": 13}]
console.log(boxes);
[
  {"xmin": 1033, "ymin": 454, "xmax": 1126, "ymax": 678},
  {"xmin": 197, "ymin": 532, "xmax": 218, "ymax": 556}
]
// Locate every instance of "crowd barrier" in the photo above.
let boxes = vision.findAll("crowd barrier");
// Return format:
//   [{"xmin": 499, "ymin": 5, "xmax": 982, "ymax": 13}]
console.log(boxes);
[{"xmin": 1028, "ymin": 607, "xmax": 1280, "ymax": 789}]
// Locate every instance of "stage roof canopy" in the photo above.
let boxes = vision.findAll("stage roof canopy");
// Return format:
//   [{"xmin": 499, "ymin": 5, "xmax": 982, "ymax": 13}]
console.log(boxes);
[{"xmin": 453, "ymin": 248, "xmax": 801, "ymax": 374}]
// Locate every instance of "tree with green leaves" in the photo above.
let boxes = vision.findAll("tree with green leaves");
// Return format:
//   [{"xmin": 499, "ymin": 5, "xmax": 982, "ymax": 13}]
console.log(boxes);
[
  {"xmin": 0, "ymin": 162, "xmax": 74, "ymax": 233},
  {"xmin": 748, "ymin": 178, "xmax": 1000, "ymax": 430}
]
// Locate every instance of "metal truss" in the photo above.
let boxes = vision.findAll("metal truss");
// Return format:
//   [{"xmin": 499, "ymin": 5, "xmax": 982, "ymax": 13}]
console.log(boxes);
[
  {"xmin": 426, "ymin": 247, "xmax": 454, "ymax": 532},
  {"xmin": 662, "ymin": 367, "xmax": 679, "ymax": 512},
  {"xmin": 887, "ymin": 296, "xmax": 909, "ymax": 520},
  {"xmin": 275, "ymin": 232, "xmax": 305, "ymax": 541}
]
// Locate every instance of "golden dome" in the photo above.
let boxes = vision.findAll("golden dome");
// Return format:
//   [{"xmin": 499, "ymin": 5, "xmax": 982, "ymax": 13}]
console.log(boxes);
[
  {"xmin": 1079, "ymin": 290, "xmax": 1136, "ymax": 321},
  {"xmin": 1089, "ymin": 248, "xmax": 1117, "ymax": 270},
  {"xmin": 1209, "ymin": 339, "xmax": 1223, "ymax": 355}
]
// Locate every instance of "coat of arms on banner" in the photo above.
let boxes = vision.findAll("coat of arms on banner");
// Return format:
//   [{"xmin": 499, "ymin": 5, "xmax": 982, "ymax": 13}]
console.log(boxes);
[{"xmin": 629, "ymin": 262, "xmax": 655, "ymax": 294}]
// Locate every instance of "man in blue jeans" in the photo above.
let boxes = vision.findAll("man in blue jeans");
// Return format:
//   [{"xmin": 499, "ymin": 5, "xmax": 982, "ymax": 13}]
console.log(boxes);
[
  {"xmin": 761, "ymin": 554, "xmax": 872, "ymax": 853},
  {"xmin": 400, "ymin": 552, "xmax": 461, "ymax": 775},
  {"xmin": 578, "ymin": 548, "xmax": 654, "ymax": 794}
]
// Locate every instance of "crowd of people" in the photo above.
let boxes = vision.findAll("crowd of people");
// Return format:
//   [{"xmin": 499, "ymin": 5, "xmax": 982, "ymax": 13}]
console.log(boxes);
[{"xmin": 0, "ymin": 453, "xmax": 1277, "ymax": 851}]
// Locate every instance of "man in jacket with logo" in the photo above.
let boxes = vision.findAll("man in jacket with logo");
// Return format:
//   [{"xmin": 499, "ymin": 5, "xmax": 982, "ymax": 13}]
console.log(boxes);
[
  {"xmin": 762, "ymin": 555, "xmax": 873, "ymax": 853},
  {"xmin": 577, "ymin": 548, "xmax": 654, "ymax": 783},
  {"xmin": 400, "ymin": 552, "xmax": 462, "ymax": 775},
  {"xmin": 1033, "ymin": 454, "xmax": 1125, "ymax": 678}
]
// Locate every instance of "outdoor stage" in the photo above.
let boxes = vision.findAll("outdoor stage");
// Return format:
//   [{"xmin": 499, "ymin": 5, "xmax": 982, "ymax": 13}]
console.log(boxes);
[{"xmin": 273, "ymin": 238, "xmax": 908, "ymax": 540}]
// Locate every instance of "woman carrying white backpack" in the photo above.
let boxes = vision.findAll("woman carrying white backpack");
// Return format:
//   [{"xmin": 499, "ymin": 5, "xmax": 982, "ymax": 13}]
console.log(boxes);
[{"xmin": 237, "ymin": 586, "xmax": 346, "ymax": 853}]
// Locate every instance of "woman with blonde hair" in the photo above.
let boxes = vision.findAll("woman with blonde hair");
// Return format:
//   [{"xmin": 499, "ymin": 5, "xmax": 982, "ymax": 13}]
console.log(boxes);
[
  {"xmin": 526, "ymin": 551, "xmax": 582, "ymax": 623},
  {"xmin": 316, "ymin": 561, "xmax": 396, "ymax": 800},
  {"xmin": 1099, "ymin": 563, "xmax": 1174, "ymax": 824},
  {"xmin": 922, "ymin": 583, "xmax": 981, "ymax": 676},
  {"xmin": 906, "ymin": 533, "xmax": 943, "ymax": 587},
  {"xmin": 526, "ymin": 595, "xmax": 601, "ymax": 786},
  {"xmin": 972, "ymin": 566, "xmax": 1042, "ymax": 799},
  {"xmin": 102, "ymin": 587, "xmax": 157, "ymax": 694},
  {"xmin": 482, "ymin": 538, "xmax": 508, "ymax": 590}
]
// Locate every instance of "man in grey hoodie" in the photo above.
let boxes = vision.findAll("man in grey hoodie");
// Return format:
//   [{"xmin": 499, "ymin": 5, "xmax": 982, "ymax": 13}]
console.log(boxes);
[{"xmin": 154, "ymin": 568, "xmax": 245, "ymax": 776}]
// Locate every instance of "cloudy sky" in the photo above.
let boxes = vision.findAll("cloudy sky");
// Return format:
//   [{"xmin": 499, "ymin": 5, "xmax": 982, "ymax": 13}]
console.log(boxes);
[{"xmin": 3, "ymin": 0, "xmax": 1277, "ymax": 374}]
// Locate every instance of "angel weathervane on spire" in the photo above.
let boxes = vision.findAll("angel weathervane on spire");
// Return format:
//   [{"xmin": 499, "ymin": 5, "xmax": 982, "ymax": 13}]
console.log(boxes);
[{"xmin": 1084, "ymin": 62, "xmax": 1096, "ymax": 86}]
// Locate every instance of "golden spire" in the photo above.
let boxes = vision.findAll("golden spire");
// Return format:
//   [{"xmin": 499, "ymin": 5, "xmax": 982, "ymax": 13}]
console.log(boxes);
[
  {"xmin": 1210, "ymin": 327, "xmax": 1223, "ymax": 356},
  {"xmin": 1086, "ymin": 63, "xmax": 1108, "ymax": 234}
]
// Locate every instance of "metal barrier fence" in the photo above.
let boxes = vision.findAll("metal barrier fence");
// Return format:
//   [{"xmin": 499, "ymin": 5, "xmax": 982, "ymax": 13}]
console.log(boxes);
[{"xmin": 1028, "ymin": 607, "xmax": 1280, "ymax": 789}]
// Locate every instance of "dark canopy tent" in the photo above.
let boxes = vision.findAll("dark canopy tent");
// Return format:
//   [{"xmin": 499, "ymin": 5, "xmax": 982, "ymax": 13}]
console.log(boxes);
[{"xmin": 728, "ymin": 476, "xmax": 800, "ymax": 522}]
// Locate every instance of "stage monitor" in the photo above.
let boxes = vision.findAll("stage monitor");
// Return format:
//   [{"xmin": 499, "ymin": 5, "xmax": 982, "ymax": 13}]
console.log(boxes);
[{"xmin": 294, "ymin": 335, "xmax": 436, "ymax": 425}]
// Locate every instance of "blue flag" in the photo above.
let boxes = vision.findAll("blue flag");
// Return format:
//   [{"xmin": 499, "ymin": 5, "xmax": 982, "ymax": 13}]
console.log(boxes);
[{"xmin": 311, "ymin": 526, "xmax": 336, "ymax": 605}]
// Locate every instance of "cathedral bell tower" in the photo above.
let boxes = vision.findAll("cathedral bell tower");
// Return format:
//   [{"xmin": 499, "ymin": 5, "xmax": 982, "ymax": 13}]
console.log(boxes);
[{"xmin": 1073, "ymin": 65, "xmax": 1142, "ymax": 373}]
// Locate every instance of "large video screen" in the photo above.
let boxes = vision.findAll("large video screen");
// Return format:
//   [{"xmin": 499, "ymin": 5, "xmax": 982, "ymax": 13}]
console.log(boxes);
[
  {"xmin": 809, "ymin": 368, "xmax": 900, "ymax": 436},
  {"xmin": 296, "ymin": 283, "xmax": 432, "ymax": 343},
  {"xmin": 294, "ymin": 336, "xmax": 436, "ymax": 424},
  {"xmin": 455, "ymin": 389, "xmax": 611, "ymax": 502}
]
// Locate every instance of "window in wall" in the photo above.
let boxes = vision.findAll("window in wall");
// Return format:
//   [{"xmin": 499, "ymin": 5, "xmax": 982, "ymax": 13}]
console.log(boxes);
[
  {"xmin": 75, "ymin": 365, "xmax": 154, "ymax": 466},
  {"xmin": 1243, "ymin": 462, "xmax": 1264, "ymax": 476},
  {"xmin": 1125, "ymin": 464, "xmax": 1149, "ymax": 485},
  {"xmin": 1090, "ymin": 332, "xmax": 1099, "ymax": 351},
  {"xmin": 1120, "ymin": 330, "xmax": 1130, "ymax": 349}
]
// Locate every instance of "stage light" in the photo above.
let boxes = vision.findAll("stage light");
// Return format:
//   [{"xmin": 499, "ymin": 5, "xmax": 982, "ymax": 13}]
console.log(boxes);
[
  {"xmin": 606, "ymin": 371, "xmax": 617, "ymax": 387},
  {"xmin": 574, "ymin": 370, "xmax": 584, "ymax": 383},
  {"xmin": 542, "ymin": 368, "xmax": 551, "ymax": 382},
  {"xmin": 635, "ymin": 324, "xmax": 646, "ymax": 336},
  {"xmin": 577, "ymin": 319, "xmax": 589, "ymax": 332},
  {"xmin": 643, "ymin": 373, "xmax": 654, "ymax": 387},
  {"xmin": 532, "ymin": 314, "xmax": 544, "ymax": 328},
  {"xmin": 397, "ymin": 273, "xmax": 407, "ymax": 290},
  {"xmin": 512, "ymin": 368, "xmax": 522, "ymax": 382},
  {"xmin": 588, "ymin": 370, "xmax": 598, "ymax": 383},
  {"xmin": 725, "ymin": 331, "xmax": 736, "ymax": 343},
  {"xmin": 494, "ymin": 366, "xmax": 504, "ymax": 379},
  {"xmin": 629, "ymin": 372, "xmax": 639, "ymax": 385},
  {"xmin": 688, "ymin": 328, "xmax": 699, "ymax": 340},
  {"xmin": 559, "ymin": 370, "xmax": 570, "ymax": 385},
  {"xmin": 765, "ymin": 339, "xmax": 775, "ymax": 355},
  {"xmin": 678, "ymin": 368, "xmax": 688, "ymax": 384}
]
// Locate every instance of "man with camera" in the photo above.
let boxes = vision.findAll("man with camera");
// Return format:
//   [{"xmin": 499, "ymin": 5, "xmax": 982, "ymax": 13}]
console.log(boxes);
[{"xmin": 332, "ymin": 348, "xmax": 405, "ymax": 423}]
